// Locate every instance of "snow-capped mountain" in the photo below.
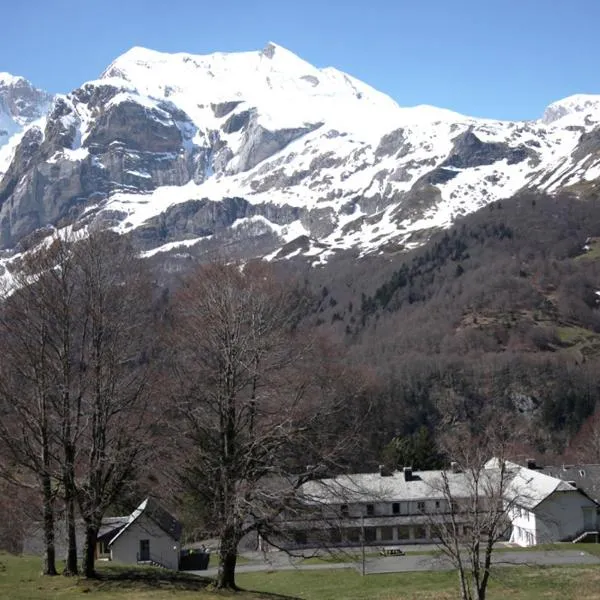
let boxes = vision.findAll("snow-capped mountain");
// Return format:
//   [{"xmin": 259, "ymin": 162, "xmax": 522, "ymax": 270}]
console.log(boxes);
[
  {"xmin": 1, "ymin": 43, "xmax": 600, "ymax": 262},
  {"xmin": 0, "ymin": 73, "xmax": 53, "ymax": 179}
]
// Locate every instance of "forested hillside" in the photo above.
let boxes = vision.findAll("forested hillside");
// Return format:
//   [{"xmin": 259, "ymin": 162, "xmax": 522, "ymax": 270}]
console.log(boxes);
[{"xmin": 307, "ymin": 191, "xmax": 600, "ymax": 458}]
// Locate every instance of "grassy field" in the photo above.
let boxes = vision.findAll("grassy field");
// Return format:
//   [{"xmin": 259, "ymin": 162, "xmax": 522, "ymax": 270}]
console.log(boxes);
[
  {"xmin": 238, "ymin": 565, "xmax": 600, "ymax": 600},
  {"xmin": 3, "ymin": 551, "xmax": 600, "ymax": 600},
  {"xmin": 0, "ymin": 553, "xmax": 268, "ymax": 600}
]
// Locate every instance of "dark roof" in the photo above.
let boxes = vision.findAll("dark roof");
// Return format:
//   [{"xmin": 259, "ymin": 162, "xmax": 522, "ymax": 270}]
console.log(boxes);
[
  {"xmin": 109, "ymin": 497, "xmax": 182, "ymax": 545},
  {"xmin": 98, "ymin": 516, "xmax": 130, "ymax": 543},
  {"xmin": 537, "ymin": 464, "xmax": 600, "ymax": 504},
  {"xmin": 144, "ymin": 497, "xmax": 183, "ymax": 541}
]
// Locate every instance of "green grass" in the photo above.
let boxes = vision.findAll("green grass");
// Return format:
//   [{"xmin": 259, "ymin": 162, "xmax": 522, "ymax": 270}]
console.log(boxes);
[
  {"xmin": 555, "ymin": 325, "xmax": 594, "ymax": 344},
  {"xmin": 0, "ymin": 553, "xmax": 270, "ymax": 600},
  {"xmin": 239, "ymin": 565, "xmax": 600, "ymax": 600},
  {"xmin": 4, "ymin": 551, "xmax": 600, "ymax": 600},
  {"xmin": 575, "ymin": 236, "xmax": 600, "ymax": 261}
]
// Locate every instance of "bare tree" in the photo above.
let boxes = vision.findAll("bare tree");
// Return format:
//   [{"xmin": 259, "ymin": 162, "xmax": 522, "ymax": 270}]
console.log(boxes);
[
  {"xmin": 167, "ymin": 261, "xmax": 366, "ymax": 589},
  {"xmin": 0, "ymin": 230, "xmax": 157, "ymax": 578},
  {"xmin": 427, "ymin": 415, "xmax": 521, "ymax": 600},
  {"xmin": 70, "ymin": 232, "xmax": 157, "ymax": 578},
  {"xmin": 0, "ymin": 243, "xmax": 70, "ymax": 575},
  {"xmin": 564, "ymin": 407, "xmax": 600, "ymax": 463}
]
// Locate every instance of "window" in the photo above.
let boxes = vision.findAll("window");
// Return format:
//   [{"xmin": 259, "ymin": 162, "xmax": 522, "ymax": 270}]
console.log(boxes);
[
  {"xmin": 435, "ymin": 500, "xmax": 441, "ymax": 510},
  {"xmin": 397, "ymin": 525, "xmax": 410, "ymax": 539},
  {"xmin": 340, "ymin": 504, "xmax": 349, "ymax": 517},
  {"xmin": 417, "ymin": 501, "xmax": 426, "ymax": 513},
  {"xmin": 380, "ymin": 526, "xmax": 394, "ymax": 541},
  {"xmin": 345, "ymin": 527, "xmax": 361, "ymax": 543},
  {"xmin": 413, "ymin": 525, "xmax": 426, "ymax": 539},
  {"xmin": 329, "ymin": 529, "xmax": 342, "ymax": 544},
  {"xmin": 366, "ymin": 504, "xmax": 374, "ymax": 516},
  {"xmin": 392, "ymin": 502, "xmax": 400, "ymax": 515},
  {"xmin": 364, "ymin": 527, "xmax": 377, "ymax": 542}
]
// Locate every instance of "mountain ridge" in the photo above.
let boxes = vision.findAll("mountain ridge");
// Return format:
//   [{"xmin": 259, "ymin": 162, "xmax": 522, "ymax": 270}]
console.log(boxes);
[{"xmin": 1, "ymin": 43, "xmax": 600, "ymax": 267}]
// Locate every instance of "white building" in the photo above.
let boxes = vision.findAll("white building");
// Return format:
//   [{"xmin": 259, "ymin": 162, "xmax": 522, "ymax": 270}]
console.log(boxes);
[
  {"xmin": 22, "ymin": 497, "xmax": 182, "ymax": 569},
  {"xmin": 502, "ymin": 461, "xmax": 599, "ymax": 546},
  {"xmin": 282, "ymin": 466, "xmax": 488, "ymax": 548},
  {"xmin": 107, "ymin": 498, "xmax": 182, "ymax": 570},
  {"xmin": 278, "ymin": 461, "xmax": 599, "ymax": 549}
]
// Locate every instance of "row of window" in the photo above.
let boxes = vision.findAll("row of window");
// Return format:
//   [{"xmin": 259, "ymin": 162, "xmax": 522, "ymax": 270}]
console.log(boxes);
[
  {"xmin": 292, "ymin": 524, "xmax": 428, "ymax": 545},
  {"xmin": 513, "ymin": 506, "xmax": 531, "ymax": 521},
  {"xmin": 340, "ymin": 500, "xmax": 442, "ymax": 517},
  {"xmin": 513, "ymin": 525, "xmax": 534, "ymax": 545}
]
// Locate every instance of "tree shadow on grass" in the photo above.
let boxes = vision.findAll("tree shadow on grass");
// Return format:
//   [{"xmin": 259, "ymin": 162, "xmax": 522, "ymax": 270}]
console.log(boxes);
[
  {"xmin": 239, "ymin": 592, "xmax": 302, "ymax": 600},
  {"xmin": 91, "ymin": 566, "xmax": 213, "ymax": 592},
  {"xmin": 89, "ymin": 566, "xmax": 302, "ymax": 598}
]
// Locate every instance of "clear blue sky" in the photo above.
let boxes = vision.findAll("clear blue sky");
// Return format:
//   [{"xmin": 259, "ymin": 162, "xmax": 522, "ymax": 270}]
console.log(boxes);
[{"xmin": 2, "ymin": 0, "xmax": 599, "ymax": 120}]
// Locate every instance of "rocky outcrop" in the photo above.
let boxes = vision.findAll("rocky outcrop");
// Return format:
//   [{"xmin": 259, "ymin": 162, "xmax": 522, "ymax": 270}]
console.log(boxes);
[
  {"xmin": 85, "ymin": 100, "xmax": 183, "ymax": 153},
  {"xmin": 234, "ymin": 117, "xmax": 323, "ymax": 172},
  {"xmin": 0, "ymin": 75, "xmax": 52, "ymax": 124},
  {"xmin": 441, "ymin": 130, "xmax": 532, "ymax": 169},
  {"xmin": 572, "ymin": 126, "xmax": 600, "ymax": 164},
  {"xmin": 131, "ymin": 197, "xmax": 303, "ymax": 251}
]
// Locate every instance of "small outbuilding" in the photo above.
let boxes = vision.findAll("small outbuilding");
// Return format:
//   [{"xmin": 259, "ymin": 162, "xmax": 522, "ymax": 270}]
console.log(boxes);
[{"xmin": 108, "ymin": 497, "xmax": 182, "ymax": 570}]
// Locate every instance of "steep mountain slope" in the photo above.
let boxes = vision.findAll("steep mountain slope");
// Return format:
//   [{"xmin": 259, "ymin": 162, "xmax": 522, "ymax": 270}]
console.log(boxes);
[
  {"xmin": 302, "ymin": 190, "xmax": 600, "ymax": 452},
  {"xmin": 0, "ymin": 73, "xmax": 53, "ymax": 179},
  {"xmin": 1, "ymin": 44, "xmax": 600, "ymax": 263}
]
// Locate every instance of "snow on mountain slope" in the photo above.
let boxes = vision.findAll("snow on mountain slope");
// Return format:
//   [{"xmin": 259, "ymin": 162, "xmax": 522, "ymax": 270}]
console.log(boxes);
[
  {"xmin": 2, "ymin": 44, "xmax": 600, "ymax": 264},
  {"xmin": 0, "ymin": 73, "xmax": 53, "ymax": 177}
]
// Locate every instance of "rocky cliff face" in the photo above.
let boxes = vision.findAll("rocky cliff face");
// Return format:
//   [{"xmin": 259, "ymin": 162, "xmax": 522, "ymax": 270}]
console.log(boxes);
[
  {"xmin": 0, "ymin": 73, "xmax": 53, "ymax": 178},
  {"xmin": 1, "ymin": 45, "xmax": 600, "ymax": 264}
]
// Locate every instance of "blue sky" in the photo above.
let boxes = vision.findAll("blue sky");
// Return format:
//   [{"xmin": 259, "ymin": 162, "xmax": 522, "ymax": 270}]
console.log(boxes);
[{"xmin": 2, "ymin": 0, "xmax": 599, "ymax": 120}]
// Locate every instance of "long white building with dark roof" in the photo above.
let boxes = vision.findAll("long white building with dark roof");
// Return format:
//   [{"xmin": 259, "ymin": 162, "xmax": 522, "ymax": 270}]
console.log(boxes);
[{"xmin": 274, "ymin": 461, "xmax": 599, "ymax": 549}]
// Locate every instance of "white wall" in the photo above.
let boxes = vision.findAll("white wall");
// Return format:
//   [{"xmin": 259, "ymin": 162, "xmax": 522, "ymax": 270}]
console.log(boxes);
[
  {"xmin": 509, "ymin": 505, "xmax": 537, "ymax": 546},
  {"xmin": 535, "ymin": 490, "xmax": 597, "ymax": 544},
  {"xmin": 110, "ymin": 514, "xmax": 179, "ymax": 570}
]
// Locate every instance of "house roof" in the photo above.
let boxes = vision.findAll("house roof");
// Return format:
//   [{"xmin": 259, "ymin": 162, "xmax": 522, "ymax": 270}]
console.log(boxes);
[
  {"xmin": 301, "ymin": 460, "xmax": 580, "ymax": 510},
  {"xmin": 536, "ymin": 464, "xmax": 600, "ymax": 504},
  {"xmin": 502, "ymin": 461, "xmax": 575, "ymax": 510},
  {"xmin": 300, "ymin": 469, "xmax": 488, "ymax": 504},
  {"xmin": 108, "ymin": 498, "xmax": 182, "ymax": 546},
  {"xmin": 98, "ymin": 516, "xmax": 130, "ymax": 542}
]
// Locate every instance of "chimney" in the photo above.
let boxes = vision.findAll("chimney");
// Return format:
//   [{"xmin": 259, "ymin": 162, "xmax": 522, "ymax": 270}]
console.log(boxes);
[
  {"xmin": 379, "ymin": 464, "xmax": 392, "ymax": 477},
  {"xmin": 403, "ymin": 467, "xmax": 413, "ymax": 481},
  {"xmin": 526, "ymin": 459, "xmax": 536, "ymax": 470}
]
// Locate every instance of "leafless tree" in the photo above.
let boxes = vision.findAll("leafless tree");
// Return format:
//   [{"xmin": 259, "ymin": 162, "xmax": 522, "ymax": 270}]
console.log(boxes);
[
  {"xmin": 426, "ymin": 415, "xmax": 521, "ymax": 600},
  {"xmin": 0, "ymin": 230, "xmax": 157, "ymax": 578},
  {"xmin": 564, "ymin": 407, "xmax": 600, "ymax": 463},
  {"xmin": 70, "ymin": 232, "xmax": 158, "ymax": 578},
  {"xmin": 167, "ymin": 261, "xmax": 367, "ymax": 589},
  {"xmin": 0, "ymin": 242, "xmax": 70, "ymax": 575}
]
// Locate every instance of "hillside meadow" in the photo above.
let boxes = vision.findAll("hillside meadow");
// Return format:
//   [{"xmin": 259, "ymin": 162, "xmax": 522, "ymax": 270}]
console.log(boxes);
[{"xmin": 2, "ymin": 553, "xmax": 600, "ymax": 599}]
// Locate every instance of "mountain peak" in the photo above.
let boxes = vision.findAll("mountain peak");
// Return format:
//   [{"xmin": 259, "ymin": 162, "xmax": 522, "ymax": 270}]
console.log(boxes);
[
  {"xmin": 261, "ymin": 41, "xmax": 280, "ymax": 59},
  {"xmin": 0, "ymin": 72, "xmax": 27, "ymax": 87},
  {"xmin": 542, "ymin": 93, "xmax": 600, "ymax": 125}
]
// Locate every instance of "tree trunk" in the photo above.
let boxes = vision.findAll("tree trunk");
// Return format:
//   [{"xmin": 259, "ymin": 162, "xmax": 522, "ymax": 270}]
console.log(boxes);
[
  {"xmin": 63, "ymin": 485, "xmax": 78, "ymax": 575},
  {"xmin": 41, "ymin": 473, "xmax": 57, "ymax": 576},
  {"xmin": 216, "ymin": 526, "xmax": 239, "ymax": 590},
  {"xmin": 82, "ymin": 524, "xmax": 98, "ymax": 578}
]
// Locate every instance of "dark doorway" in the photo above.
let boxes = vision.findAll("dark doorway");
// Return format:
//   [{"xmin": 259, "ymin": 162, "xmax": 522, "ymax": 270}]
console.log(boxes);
[{"xmin": 139, "ymin": 539, "xmax": 150, "ymax": 561}]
